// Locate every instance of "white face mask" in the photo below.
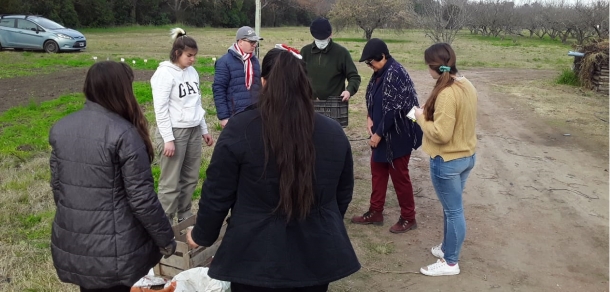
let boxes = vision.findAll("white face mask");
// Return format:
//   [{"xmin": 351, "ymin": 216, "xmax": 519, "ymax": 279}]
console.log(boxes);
[{"xmin": 314, "ymin": 38, "xmax": 330, "ymax": 50}]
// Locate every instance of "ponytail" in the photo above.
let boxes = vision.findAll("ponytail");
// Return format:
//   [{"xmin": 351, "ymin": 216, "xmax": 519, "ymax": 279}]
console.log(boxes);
[
  {"xmin": 169, "ymin": 28, "xmax": 198, "ymax": 63},
  {"xmin": 423, "ymin": 43, "xmax": 459, "ymax": 122},
  {"xmin": 423, "ymin": 71, "xmax": 454, "ymax": 121}
]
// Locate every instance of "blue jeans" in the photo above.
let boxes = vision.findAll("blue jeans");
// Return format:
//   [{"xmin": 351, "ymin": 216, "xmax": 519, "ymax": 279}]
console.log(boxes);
[{"xmin": 429, "ymin": 154, "xmax": 476, "ymax": 264}]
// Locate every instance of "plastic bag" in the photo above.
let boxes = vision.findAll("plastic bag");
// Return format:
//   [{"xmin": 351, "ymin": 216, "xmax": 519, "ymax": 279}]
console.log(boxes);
[
  {"xmin": 133, "ymin": 268, "xmax": 167, "ymax": 288},
  {"xmin": 164, "ymin": 267, "xmax": 230, "ymax": 292},
  {"xmin": 131, "ymin": 281, "xmax": 175, "ymax": 292}
]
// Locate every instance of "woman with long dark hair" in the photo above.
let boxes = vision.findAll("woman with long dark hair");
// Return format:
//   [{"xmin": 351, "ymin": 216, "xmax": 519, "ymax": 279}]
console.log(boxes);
[
  {"xmin": 186, "ymin": 46, "xmax": 360, "ymax": 291},
  {"xmin": 415, "ymin": 43, "xmax": 478, "ymax": 276},
  {"xmin": 49, "ymin": 61, "xmax": 176, "ymax": 291}
]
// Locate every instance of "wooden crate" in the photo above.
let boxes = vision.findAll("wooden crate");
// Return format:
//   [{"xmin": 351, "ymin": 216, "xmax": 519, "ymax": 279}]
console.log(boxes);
[
  {"xmin": 153, "ymin": 215, "xmax": 227, "ymax": 278},
  {"xmin": 593, "ymin": 65, "xmax": 609, "ymax": 93}
]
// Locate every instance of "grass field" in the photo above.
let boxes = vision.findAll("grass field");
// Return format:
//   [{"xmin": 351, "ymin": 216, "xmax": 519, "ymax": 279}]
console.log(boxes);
[
  {"xmin": 0, "ymin": 26, "xmax": 574, "ymax": 78},
  {"xmin": 0, "ymin": 26, "xmax": 596, "ymax": 291}
]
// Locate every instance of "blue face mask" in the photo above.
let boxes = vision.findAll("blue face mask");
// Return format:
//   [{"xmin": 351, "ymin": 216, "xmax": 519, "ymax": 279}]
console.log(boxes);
[{"xmin": 314, "ymin": 38, "xmax": 330, "ymax": 50}]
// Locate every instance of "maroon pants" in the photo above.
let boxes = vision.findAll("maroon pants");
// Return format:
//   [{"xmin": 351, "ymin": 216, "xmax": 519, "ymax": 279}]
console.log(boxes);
[{"xmin": 370, "ymin": 154, "xmax": 416, "ymax": 220}]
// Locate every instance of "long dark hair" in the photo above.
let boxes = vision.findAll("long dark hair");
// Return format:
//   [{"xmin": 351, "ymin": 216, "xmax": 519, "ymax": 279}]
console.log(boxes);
[
  {"xmin": 259, "ymin": 49, "xmax": 316, "ymax": 221},
  {"xmin": 169, "ymin": 28, "xmax": 198, "ymax": 63},
  {"xmin": 423, "ymin": 43, "xmax": 458, "ymax": 121},
  {"xmin": 83, "ymin": 61, "xmax": 154, "ymax": 162}
]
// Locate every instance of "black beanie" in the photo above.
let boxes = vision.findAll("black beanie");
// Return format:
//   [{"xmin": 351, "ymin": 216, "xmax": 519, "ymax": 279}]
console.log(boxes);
[
  {"xmin": 310, "ymin": 18, "xmax": 332, "ymax": 40},
  {"xmin": 359, "ymin": 38, "xmax": 390, "ymax": 62}
]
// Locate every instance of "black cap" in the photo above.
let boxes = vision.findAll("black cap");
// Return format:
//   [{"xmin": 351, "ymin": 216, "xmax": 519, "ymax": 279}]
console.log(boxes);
[
  {"xmin": 310, "ymin": 18, "xmax": 332, "ymax": 40},
  {"xmin": 359, "ymin": 38, "xmax": 390, "ymax": 62}
]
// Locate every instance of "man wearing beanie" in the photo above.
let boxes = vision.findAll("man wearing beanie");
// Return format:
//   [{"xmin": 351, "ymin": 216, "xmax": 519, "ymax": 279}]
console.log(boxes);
[
  {"xmin": 213, "ymin": 26, "xmax": 262, "ymax": 128},
  {"xmin": 301, "ymin": 18, "xmax": 361, "ymax": 101}
]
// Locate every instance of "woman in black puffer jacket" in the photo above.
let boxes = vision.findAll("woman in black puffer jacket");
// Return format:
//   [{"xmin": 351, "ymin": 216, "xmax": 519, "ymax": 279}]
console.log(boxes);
[
  {"xmin": 187, "ymin": 47, "xmax": 360, "ymax": 292},
  {"xmin": 49, "ymin": 61, "xmax": 176, "ymax": 292}
]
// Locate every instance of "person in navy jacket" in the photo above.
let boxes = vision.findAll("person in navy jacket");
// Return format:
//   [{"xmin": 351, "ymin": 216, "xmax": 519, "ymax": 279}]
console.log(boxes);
[{"xmin": 212, "ymin": 26, "xmax": 262, "ymax": 128}]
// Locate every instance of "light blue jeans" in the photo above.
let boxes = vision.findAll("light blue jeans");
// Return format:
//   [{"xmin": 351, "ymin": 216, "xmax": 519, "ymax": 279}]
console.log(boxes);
[{"xmin": 430, "ymin": 154, "xmax": 476, "ymax": 264}]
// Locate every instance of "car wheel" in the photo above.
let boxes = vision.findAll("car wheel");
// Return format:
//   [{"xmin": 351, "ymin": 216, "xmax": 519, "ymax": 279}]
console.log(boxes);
[
  {"xmin": 14, "ymin": 48, "xmax": 23, "ymax": 51},
  {"xmin": 44, "ymin": 40, "xmax": 59, "ymax": 53},
  {"xmin": 0, "ymin": 41, "xmax": 3, "ymax": 51}
]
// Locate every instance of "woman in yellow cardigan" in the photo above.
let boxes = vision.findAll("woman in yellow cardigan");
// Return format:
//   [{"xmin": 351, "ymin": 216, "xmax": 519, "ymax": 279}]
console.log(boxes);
[{"xmin": 414, "ymin": 43, "xmax": 477, "ymax": 276}]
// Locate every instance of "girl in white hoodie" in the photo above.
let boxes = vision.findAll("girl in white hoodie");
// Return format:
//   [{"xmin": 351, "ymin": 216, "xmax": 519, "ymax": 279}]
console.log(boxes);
[{"xmin": 151, "ymin": 28, "xmax": 214, "ymax": 223}]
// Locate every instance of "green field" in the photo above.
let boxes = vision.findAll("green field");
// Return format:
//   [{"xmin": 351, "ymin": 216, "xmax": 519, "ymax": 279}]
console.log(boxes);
[{"xmin": 0, "ymin": 27, "xmax": 574, "ymax": 79}]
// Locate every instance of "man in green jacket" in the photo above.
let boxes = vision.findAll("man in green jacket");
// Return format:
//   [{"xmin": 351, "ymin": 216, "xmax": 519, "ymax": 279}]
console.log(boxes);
[{"xmin": 301, "ymin": 18, "xmax": 361, "ymax": 101}]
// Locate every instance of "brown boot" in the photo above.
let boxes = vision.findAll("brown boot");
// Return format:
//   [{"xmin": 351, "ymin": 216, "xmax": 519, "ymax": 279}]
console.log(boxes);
[
  {"xmin": 351, "ymin": 210, "xmax": 384, "ymax": 225},
  {"xmin": 389, "ymin": 217, "xmax": 417, "ymax": 233}
]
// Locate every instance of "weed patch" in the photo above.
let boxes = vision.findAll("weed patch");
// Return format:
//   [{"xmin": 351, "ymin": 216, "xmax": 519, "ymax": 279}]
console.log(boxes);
[
  {"xmin": 0, "ymin": 52, "xmax": 215, "ymax": 78},
  {"xmin": 18, "ymin": 211, "xmax": 55, "ymax": 241},
  {"xmin": 0, "ymin": 83, "xmax": 157, "ymax": 159},
  {"xmin": 556, "ymin": 68, "xmax": 580, "ymax": 86},
  {"xmin": 366, "ymin": 241, "xmax": 395, "ymax": 255}
]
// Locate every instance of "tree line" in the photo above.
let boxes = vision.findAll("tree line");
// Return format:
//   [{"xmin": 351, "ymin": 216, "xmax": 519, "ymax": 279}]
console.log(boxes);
[
  {"xmin": 332, "ymin": 0, "xmax": 608, "ymax": 44},
  {"xmin": 0, "ymin": 0, "xmax": 331, "ymax": 28},
  {"xmin": 1, "ymin": 0, "xmax": 607, "ymax": 46}
]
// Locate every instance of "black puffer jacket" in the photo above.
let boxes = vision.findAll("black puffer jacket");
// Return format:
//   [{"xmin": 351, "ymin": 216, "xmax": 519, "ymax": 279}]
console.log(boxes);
[
  {"xmin": 191, "ymin": 108, "xmax": 360, "ymax": 288},
  {"xmin": 49, "ymin": 101, "xmax": 174, "ymax": 289}
]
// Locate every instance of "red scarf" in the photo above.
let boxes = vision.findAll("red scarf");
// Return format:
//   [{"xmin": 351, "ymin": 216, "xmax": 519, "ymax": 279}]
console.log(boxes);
[{"xmin": 233, "ymin": 43, "xmax": 253, "ymax": 90}]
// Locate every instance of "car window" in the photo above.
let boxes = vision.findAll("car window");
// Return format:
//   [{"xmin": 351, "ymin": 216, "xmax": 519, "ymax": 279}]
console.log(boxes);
[
  {"xmin": 0, "ymin": 19, "xmax": 15, "ymax": 28},
  {"xmin": 17, "ymin": 19, "xmax": 38, "ymax": 31},
  {"xmin": 31, "ymin": 17, "xmax": 64, "ymax": 29}
]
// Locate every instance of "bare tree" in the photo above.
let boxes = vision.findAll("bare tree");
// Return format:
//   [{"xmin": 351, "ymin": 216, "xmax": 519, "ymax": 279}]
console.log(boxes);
[
  {"xmin": 466, "ymin": 0, "xmax": 507, "ymax": 37},
  {"xmin": 261, "ymin": 0, "xmax": 286, "ymax": 9},
  {"xmin": 590, "ymin": 0, "xmax": 609, "ymax": 39},
  {"xmin": 296, "ymin": 0, "xmax": 335, "ymax": 16},
  {"xmin": 260, "ymin": 0, "xmax": 290, "ymax": 26},
  {"xmin": 329, "ymin": 0, "xmax": 414, "ymax": 40},
  {"xmin": 166, "ymin": 0, "xmax": 202, "ymax": 22},
  {"xmin": 543, "ymin": 0, "xmax": 573, "ymax": 41},
  {"xmin": 418, "ymin": 0, "xmax": 469, "ymax": 44},
  {"xmin": 499, "ymin": 1, "xmax": 521, "ymax": 39},
  {"xmin": 464, "ymin": 1, "xmax": 483, "ymax": 34},
  {"xmin": 517, "ymin": 2, "xmax": 545, "ymax": 38},
  {"xmin": 490, "ymin": 1, "xmax": 516, "ymax": 37},
  {"xmin": 575, "ymin": 0, "xmax": 610, "ymax": 41},
  {"xmin": 568, "ymin": 1, "xmax": 599, "ymax": 45},
  {"xmin": 461, "ymin": 0, "xmax": 606, "ymax": 46}
]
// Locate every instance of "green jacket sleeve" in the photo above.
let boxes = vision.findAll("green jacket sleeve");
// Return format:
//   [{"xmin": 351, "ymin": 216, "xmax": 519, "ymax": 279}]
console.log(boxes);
[{"xmin": 301, "ymin": 45, "xmax": 309, "ymax": 62}]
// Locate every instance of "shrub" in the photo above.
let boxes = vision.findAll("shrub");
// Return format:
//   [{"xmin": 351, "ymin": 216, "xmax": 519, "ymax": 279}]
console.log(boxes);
[{"xmin": 556, "ymin": 68, "xmax": 580, "ymax": 86}]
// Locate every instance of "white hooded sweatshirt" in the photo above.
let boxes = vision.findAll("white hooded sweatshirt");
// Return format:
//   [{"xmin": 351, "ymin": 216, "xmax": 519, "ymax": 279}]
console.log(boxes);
[{"xmin": 151, "ymin": 61, "xmax": 208, "ymax": 143}]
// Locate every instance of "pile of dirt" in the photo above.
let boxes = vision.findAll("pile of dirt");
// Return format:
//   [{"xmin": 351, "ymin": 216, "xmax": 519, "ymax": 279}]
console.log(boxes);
[{"xmin": 576, "ymin": 40, "xmax": 609, "ymax": 91}]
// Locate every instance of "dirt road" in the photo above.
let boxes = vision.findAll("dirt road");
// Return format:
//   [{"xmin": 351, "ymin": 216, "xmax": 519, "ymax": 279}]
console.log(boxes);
[
  {"xmin": 0, "ymin": 68, "xmax": 607, "ymax": 291},
  {"xmin": 341, "ymin": 68, "xmax": 609, "ymax": 291}
]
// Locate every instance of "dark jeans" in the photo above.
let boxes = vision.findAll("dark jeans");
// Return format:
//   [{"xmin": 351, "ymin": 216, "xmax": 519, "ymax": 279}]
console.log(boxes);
[
  {"xmin": 231, "ymin": 282, "xmax": 329, "ymax": 292},
  {"xmin": 370, "ymin": 154, "xmax": 416, "ymax": 220},
  {"xmin": 80, "ymin": 286, "xmax": 131, "ymax": 292}
]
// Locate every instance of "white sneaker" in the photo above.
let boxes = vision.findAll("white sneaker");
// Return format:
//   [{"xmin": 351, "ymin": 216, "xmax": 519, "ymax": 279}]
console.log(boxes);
[
  {"xmin": 431, "ymin": 243, "xmax": 444, "ymax": 258},
  {"xmin": 420, "ymin": 259, "xmax": 460, "ymax": 276}
]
